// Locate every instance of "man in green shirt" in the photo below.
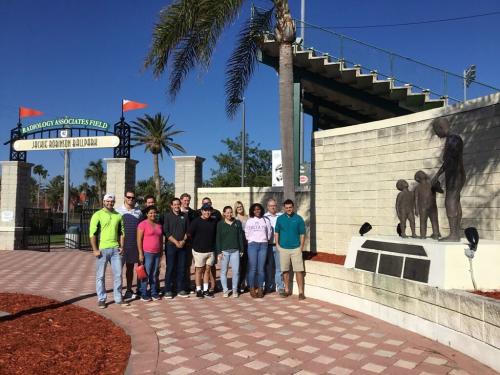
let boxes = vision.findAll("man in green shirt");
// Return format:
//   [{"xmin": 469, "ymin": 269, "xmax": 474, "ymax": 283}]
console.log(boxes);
[
  {"xmin": 90, "ymin": 193, "xmax": 126, "ymax": 308},
  {"xmin": 275, "ymin": 199, "xmax": 306, "ymax": 300}
]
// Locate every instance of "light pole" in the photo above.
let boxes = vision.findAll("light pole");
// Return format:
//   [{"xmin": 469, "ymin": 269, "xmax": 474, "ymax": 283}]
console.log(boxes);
[
  {"xmin": 232, "ymin": 98, "xmax": 246, "ymax": 187},
  {"xmin": 241, "ymin": 99, "xmax": 246, "ymax": 187}
]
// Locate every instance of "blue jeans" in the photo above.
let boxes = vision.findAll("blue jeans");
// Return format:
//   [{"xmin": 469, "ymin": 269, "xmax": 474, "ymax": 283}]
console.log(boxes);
[
  {"xmin": 220, "ymin": 250, "xmax": 240, "ymax": 293},
  {"xmin": 96, "ymin": 248, "xmax": 122, "ymax": 303},
  {"xmin": 247, "ymin": 242, "xmax": 268, "ymax": 288},
  {"xmin": 165, "ymin": 243, "xmax": 187, "ymax": 293},
  {"xmin": 272, "ymin": 246, "xmax": 285, "ymax": 291},
  {"xmin": 141, "ymin": 252, "xmax": 160, "ymax": 298}
]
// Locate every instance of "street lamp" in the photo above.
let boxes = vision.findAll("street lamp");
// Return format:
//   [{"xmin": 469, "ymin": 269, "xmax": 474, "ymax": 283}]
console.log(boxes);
[{"xmin": 232, "ymin": 98, "xmax": 246, "ymax": 187}]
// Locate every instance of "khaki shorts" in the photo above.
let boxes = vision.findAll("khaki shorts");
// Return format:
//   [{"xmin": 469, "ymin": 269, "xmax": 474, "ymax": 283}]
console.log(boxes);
[
  {"xmin": 278, "ymin": 247, "xmax": 304, "ymax": 272},
  {"xmin": 192, "ymin": 250, "xmax": 215, "ymax": 268}
]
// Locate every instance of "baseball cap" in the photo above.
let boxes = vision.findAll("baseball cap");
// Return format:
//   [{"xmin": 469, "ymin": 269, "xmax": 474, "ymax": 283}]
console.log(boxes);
[
  {"xmin": 103, "ymin": 193, "xmax": 115, "ymax": 201},
  {"xmin": 201, "ymin": 203, "xmax": 213, "ymax": 211}
]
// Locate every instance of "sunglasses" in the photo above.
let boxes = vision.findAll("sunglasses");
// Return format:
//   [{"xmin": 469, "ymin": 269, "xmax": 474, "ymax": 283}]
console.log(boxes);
[{"xmin": 125, "ymin": 196, "xmax": 136, "ymax": 199}]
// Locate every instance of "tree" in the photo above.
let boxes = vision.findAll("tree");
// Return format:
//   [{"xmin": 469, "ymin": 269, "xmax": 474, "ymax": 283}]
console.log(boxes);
[
  {"xmin": 33, "ymin": 164, "xmax": 48, "ymax": 208},
  {"xmin": 145, "ymin": 0, "xmax": 296, "ymax": 200},
  {"xmin": 79, "ymin": 182, "xmax": 99, "ymax": 208},
  {"xmin": 209, "ymin": 133, "xmax": 271, "ymax": 187},
  {"xmin": 135, "ymin": 176, "xmax": 175, "ymax": 213},
  {"xmin": 84, "ymin": 160, "xmax": 106, "ymax": 202},
  {"xmin": 131, "ymin": 113, "xmax": 185, "ymax": 203},
  {"xmin": 45, "ymin": 175, "xmax": 64, "ymax": 211}
]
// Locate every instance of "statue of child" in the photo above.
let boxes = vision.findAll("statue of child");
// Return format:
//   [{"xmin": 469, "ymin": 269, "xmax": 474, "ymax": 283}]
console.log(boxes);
[
  {"xmin": 414, "ymin": 170, "xmax": 442, "ymax": 240},
  {"xmin": 396, "ymin": 179, "xmax": 417, "ymax": 238}
]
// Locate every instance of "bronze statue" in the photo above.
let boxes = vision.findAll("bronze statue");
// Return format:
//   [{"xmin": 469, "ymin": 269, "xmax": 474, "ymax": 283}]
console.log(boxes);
[
  {"xmin": 396, "ymin": 179, "xmax": 417, "ymax": 238},
  {"xmin": 414, "ymin": 170, "xmax": 441, "ymax": 240},
  {"xmin": 431, "ymin": 118, "xmax": 466, "ymax": 242}
]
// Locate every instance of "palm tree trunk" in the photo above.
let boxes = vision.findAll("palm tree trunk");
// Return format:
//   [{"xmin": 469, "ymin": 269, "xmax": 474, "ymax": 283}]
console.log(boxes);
[
  {"xmin": 279, "ymin": 41, "xmax": 295, "ymax": 202},
  {"xmin": 276, "ymin": 0, "xmax": 296, "ymax": 202},
  {"xmin": 37, "ymin": 176, "xmax": 41, "ymax": 208},
  {"xmin": 153, "ymin": 153, "xmax": 161, "ymax": 203}
]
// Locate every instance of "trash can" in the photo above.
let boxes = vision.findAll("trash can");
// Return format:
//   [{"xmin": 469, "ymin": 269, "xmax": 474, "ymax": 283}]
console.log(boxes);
[{"xmin": 65, "ymin": 225, "xmax": 80, "ymax": 249}]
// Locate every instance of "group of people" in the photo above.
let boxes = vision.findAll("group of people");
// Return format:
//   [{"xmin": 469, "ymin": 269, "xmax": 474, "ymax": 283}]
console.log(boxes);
[{"xmin": 89, "ymin": 192, "xmax": 307, "ymax": 308}]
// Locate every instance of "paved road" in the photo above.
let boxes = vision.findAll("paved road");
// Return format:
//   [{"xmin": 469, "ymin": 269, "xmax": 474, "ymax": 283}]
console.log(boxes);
[{"xmin": 0, "ymin": 250, "xmax": 497, "ymax": 375}]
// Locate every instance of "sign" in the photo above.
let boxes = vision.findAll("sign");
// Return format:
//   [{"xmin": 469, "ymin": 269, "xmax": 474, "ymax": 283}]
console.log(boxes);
[
  {"xmin": 1, "ymin": 210, "xmax": 14, "ymax": 222},
  {"xmin": 21, "ymin": 117, "xmax": 109, "ymax": 134},
  {"xmin": 13, "ymin": 136, "xmax": 120, "ymax": 151},
  {"xmin": 272, "ymin": 150, "xmax": 310, "ymax": 186},
  {"xmin": 272, "ymin": 150, "xmax": 283, "ymax": 187}
]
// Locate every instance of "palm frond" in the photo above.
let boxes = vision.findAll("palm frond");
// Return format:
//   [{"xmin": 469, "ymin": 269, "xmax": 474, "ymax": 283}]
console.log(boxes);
[
  {"xmin": 145, "ymin": 0, "xmax": 201, "ymax": 77},
  {"xmin": 146, "ymin": 0, "xmax": 245, "ymax": 99},
  {"xmin": 225, "ymin": 7, "xmax": 274, "ymax": 118}
]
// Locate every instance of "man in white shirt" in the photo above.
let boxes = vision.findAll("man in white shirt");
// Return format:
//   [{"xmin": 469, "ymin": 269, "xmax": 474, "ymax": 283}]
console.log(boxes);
[{"xmin": 264, "ymin": 198, "xmax": 286, "ymax": 297}]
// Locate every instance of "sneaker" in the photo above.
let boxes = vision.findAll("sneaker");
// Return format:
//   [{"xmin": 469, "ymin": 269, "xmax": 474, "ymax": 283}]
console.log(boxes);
[
  {"xmin": 196, "ymin": 290, "xmax": 204, "ymax": 299},
  {"xmin": 298, "ymin": 293, "xmax": 306, "ymax": 301},
  {"xmin": 279, "ymin": 290, "xmax": 288, "ymax": 298},
  {"xmin": 178, "ymin": 290, "xmax": 190, "ymax": 298},
  {"xmin": 223, "ymin": 291, "xmax": 230, "ymax": 298},
  {"xmin": 164, "ymin": 291, "xmax": 174, "ymax": 299},
  {"xmin": 98, "ymin": 300, "xmax": 106, "ymax": 309},
  {"xmin": 116, "ymin": 300, "xmax": 130, "ymax": 306},
  {"xmin": 123, "ymin": 290, "xmax": 134, "ymax": 300},
  {"xmin": 232, "ymin": 290, "xmax": 239, "ymax": 298},
  {"xmin": 203, "ymin": 290, "xmax": 215, "ymax": 298},
  {"xmin": 141, "ymin": 297, "xmax": 152, "ymax": 302},
  {"xmin": 152, "ymin": 295, "xmax": 161, "ymax": 301}
]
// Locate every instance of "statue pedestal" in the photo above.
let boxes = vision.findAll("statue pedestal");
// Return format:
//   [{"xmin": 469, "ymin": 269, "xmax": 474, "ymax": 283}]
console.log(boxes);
[{"xmin": 345, "ymin": 235, "xmax": 500, "ymax": 290}]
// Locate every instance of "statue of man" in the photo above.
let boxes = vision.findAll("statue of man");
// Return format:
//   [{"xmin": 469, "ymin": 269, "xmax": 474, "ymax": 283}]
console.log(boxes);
[{"xmin": 431, "ymin": 118, "xmax": 466, "ymax": 242}]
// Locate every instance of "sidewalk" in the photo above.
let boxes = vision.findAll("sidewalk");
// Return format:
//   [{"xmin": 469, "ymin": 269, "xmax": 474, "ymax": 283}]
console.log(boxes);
[{"xmin": 0, "ymin": 250, "xmax": 497, "ymax": 375}]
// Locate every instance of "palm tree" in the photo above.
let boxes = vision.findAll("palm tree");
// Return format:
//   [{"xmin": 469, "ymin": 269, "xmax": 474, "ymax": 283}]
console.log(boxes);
[
  {"xmin": 33, "ymin": 164, "xmax": 48, "ymax": 208},
  {"xmin": 84, "ymin": 160, "xmax": 106, "ymax": 202},
  {"xmin": 144, "ymin": 0, "xmax": 296, "ymax": 200},
  {"xmin": 45, "ymin": 175, "xmax": 64, "ymax": 211},
  {"xmin": 131, "ymin": 113, "xmax": 185, "ymax": 203}
]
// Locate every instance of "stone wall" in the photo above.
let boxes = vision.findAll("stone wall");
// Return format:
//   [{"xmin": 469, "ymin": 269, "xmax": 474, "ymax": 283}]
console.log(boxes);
[
  {"xmin": 197, "ymin": 187, "xmax": 311, "ymax": 250},
  {"xmin": 312, "ymin": 93, "xmax": 500, "ymax": 254},
  {"xmin": 302, "ymin": 260, "xmax": 500, "ymax": 372}
]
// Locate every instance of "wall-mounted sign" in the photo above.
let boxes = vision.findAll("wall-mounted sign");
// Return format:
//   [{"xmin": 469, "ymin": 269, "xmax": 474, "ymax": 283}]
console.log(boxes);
[
  {"xmin": 21, "ymin": 117, "xmax": 109, "ymax": 134},
  {"xmin": 272, "ymin": 149, "xmax": 310, "ymax": 186},
  {"xmin": 13, "ymin": 136, "xmax": 120, "ymax": 151},
  {"xmin": 1, "ymin": 210, "xmax": 14, "ymax": 222}
]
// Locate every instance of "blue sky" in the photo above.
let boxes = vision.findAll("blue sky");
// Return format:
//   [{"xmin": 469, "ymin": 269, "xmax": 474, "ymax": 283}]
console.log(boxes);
[{"xmin": 1, "ymin": 0, "xmax": 499, "ymax": 187}]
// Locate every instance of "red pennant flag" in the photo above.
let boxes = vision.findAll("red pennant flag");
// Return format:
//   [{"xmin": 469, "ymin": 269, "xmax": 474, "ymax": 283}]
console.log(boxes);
[
  {"xmin": 122, "ymin": 99, "xmax": 147, "ymax": 112},
  {"xmin": 19, "ymin": 106, "xmax": 44, "ymax": 119}
]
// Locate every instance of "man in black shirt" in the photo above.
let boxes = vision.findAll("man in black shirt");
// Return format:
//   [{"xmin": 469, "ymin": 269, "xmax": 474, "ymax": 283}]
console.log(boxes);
[
  {"xmin": 188, "ymin": 203, "xmax": 217, "ymax": 298},
  {"xmin": 163, "ymin": 197, "xmax": 190, "ymax": 299},
  {"xmin": 197, "ymin": 197, "xmax": 221, "ymax": 292},
  {"xmin": 180, "ymin": 193, "xmax": 197, "ymax": 293}
]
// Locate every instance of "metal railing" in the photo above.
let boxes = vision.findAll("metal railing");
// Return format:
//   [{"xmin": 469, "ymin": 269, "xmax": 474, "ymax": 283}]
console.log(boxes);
[{"xmin": 255, "ymin": 6, "xmax": 500, "ymax": 103}]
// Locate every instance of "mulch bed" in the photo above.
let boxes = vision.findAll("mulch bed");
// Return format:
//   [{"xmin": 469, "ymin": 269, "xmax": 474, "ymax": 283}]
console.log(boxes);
[
  {"xmin": 0, "ymin": 293, "xmax": 130, "ymax": 375},
  {"xmin": 309, "ymin": 252, "xmax": 346, "ymax": 265},
  {"xmin": 472, "ymin": 290, "xmax": 500, "ymax": 300}
]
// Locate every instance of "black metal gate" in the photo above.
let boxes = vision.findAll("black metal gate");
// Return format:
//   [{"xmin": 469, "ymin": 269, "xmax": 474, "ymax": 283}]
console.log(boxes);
[
  {"xmin": 22, "ymin": 208, "xmax": 60, "ymax": 251},
  {"xmin": 77, "ymin": 208, "xmax": 98, "ymax": 251}
]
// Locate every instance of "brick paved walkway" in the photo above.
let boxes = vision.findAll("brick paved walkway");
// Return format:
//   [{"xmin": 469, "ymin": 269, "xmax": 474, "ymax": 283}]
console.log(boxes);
[{"xmin": 0, "ymin": 250, "xmax": 497, "ymax": 375}]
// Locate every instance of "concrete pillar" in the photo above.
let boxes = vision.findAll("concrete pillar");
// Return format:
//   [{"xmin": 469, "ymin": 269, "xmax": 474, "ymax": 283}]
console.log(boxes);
[
  {"xmin": 0, "ymin": 161, "xmax": 34, "ymax": 250},
  {"xmin": 104, "ymin": 158, "xmax": 138, "ymax": 205},
  {"xmin": 172, "ymin": 156, "xmax": 205, "ymax": 206}
]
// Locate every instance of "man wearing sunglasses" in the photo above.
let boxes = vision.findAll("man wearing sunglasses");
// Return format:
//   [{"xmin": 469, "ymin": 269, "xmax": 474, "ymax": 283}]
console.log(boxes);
[{"xmin": 116, "ymin": 190, "xmax": 143, "ymax": 301}]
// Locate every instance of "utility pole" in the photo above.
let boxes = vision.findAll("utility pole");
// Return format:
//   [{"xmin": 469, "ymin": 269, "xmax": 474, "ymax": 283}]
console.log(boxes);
[
  {"xmin": 299, "ymin": 0, "xmax": 306, "ymax": 165},
  {"xmin": 241, "ymin": 99, "xmax": 246, "ymax": 187}
]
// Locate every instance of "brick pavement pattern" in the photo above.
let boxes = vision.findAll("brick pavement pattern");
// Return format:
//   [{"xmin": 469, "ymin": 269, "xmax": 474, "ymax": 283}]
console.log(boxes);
[{"xmin": 0, "ymin": 250, "xmax": 497, "ymax": 375}]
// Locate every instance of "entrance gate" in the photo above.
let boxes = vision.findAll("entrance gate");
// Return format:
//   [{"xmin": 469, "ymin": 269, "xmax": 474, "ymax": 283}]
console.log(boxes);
[
  {"xmin": 22, "ymin": 208, "xmax": 64, "ymax": 251},
  {"xmin": 22, "ymin": 208, "xmax": 97, "ymax": 251}
]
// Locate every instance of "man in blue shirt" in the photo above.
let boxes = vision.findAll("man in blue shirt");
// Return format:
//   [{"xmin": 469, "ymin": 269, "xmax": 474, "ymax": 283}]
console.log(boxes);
[{"xmin": 274, "ymin": 199, "xmax": 306, "ymax": 300}]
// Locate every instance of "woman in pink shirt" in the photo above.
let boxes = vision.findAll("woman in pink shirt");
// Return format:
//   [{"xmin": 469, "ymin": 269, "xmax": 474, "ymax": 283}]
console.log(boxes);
[
  {"xmin": 244, "ymin": 203, "xmax": 272, "ymax": 298},
  {"xmin": 137, "ymin": 206, "xmax": 163, "ymax": 301}
]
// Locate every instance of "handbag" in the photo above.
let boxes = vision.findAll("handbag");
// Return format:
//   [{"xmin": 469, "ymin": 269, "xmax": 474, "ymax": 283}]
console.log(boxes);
[{"xmin": 135, "ymin": 263, "xmax": 147, "ymax": 280}]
